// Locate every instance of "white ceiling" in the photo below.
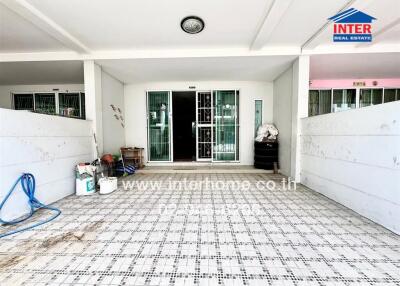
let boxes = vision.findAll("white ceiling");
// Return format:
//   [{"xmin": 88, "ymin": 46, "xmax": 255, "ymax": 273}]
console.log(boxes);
[
  {"xmin": 25, "ymin": 0, "xmax": 272, "ymax": 50},
  {"xmin": 310, "ymin": 53, "xmax": 400, "ymax": 79},
  {"xmin": 0, "ymin": 0, "xmax": 399, "ymax": 84},
  {"xmin": 306, "ymin": 0, "xmax": 400, "ymax": 51},
  {"xmin": 0, "ymin": 61, "xmax": 83, "ymax": 85},
  {"xmin": 0, "ymin": 3, "xmax": 68, "ymax": 52},
  {"xmin": 0, "ymin": 0, "xmax": 399, "ymax": 54},
  {"xmin": 98, "ymin": 56, "xmax": 297, "ymax": 83},
  {"xmin": 266, "ymin": 0, "xmax": 349, "ymax": 47}
]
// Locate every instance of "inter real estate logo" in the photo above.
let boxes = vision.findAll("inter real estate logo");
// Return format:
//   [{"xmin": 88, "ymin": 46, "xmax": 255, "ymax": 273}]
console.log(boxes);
[{"xmin": 328, "ymin": 8, "xmax": 376, "ymax": 42}]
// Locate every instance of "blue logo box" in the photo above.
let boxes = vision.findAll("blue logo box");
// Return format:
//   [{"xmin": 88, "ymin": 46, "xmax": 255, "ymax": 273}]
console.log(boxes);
[{"xmin": 333, "ymin": 34, "xmax": 372, "ymax": 42}]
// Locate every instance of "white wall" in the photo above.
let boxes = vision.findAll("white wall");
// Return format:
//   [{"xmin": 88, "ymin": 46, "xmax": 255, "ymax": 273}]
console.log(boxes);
[
  {"xmin": 0, "ymin": 84, "xmax": 84, "ymax": 109},
  {"xmin": 273, "ymin": 67, "xmax": 293, "ymax": 176},
  {"xmin": 300, "ymin": 101, "xmax": 400, "ymax": 234},
  {"xmin": 290, "ymin": 56, "xmax": 310, "ymax": 182},
  {"xmin": 0, "ymin": 108, "xmax": 92, "ymax": 221},
  {"xmin": 124, "ymin": 81, "xmax": 273, "ymax": 165},
  {"xmin": 84, "ymin": 61, "xmax": 103, "ymax": 157},
  {"xmin": 101, "ymin": 71, "xmax": 125, "ymax": 154},
  {"xmin": 273, "ymin": 56, "xmax": 309, "ymax": 179}
]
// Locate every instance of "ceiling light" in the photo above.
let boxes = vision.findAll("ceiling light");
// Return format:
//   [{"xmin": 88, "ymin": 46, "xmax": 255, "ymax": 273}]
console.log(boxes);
[{"xmin": 181, "ymin": 16, "xmax": 205, "ymax": 34}]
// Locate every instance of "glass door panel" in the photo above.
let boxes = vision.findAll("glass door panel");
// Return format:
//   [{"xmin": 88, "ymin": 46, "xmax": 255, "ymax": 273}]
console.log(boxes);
[
  {"xmin": 319, "ymin": 90, "xmax": 332, "ymax": 114},
  {"xmin": 196, "ymin": 91, "xmax": 212, "ymax": 161},
  {"xmin": 254, "ymin": 100, "xmax": 262, "ymax": 137},
  {"xmin": 332, "ymin": 89, "xmax": 355, "ymax": 112},
  {"xmin": 308, "ymin": 90, "xmax": 319, "ymax": 116},
  {"xmin": 384, "ymin": 89, "xmax": 396, "ymax": 103},
  {"xmin": 147, "ymin": 91, "xmax": 171, "ymax": 161},
  {"xmin": 372, "ymin": 89, "xmax": 383, "ymax": 105},
  {"xmin": 213, "ymin": 90, "xmax": 239, "ymax": 161},
  {"xmin": 360, "ymin": 89, "xmax": 372, "ymax": 107},
  {"xmin": 360, "ymin": 88, "xmax": 383, "ymax": 107}
]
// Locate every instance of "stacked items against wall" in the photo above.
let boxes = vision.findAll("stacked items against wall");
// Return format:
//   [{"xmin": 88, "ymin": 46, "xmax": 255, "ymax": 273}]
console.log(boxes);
[
  {"xmin": 75, "ymin": 164, "xmax": 96, "ymax": 196},
  {"xmin": 254, "ymin": 123, "xmax": 279, "ymax": 171}
]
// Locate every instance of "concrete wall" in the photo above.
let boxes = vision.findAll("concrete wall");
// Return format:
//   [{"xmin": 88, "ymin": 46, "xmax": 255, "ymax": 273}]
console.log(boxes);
[
  {"xmin": 101, "ymin": 71, "xmax": 125, "ymax": 154},
  {"xmin": 0, "ymin": 108, "xmax": 92, "ymax": 221},
  {"xmin": 290, "ymin": 56, "xmax": 310, "ymax": 182},
  {"xmin": 0, "ymin": 84, "xmax": 84, "ymax": 109},
  {"xmin": 124, "ymin": 81, "xmax": 273, "ymax": 165},
  {"xmin": 300, "ymin": 101, "xmax": 400, "ymax": 234},
  {"xmin": 84, "ymin": 61, "xmax": 103, "ymax": 157},
  {"xmin": 273, "ymin": 67, "xmax": 293, "ymax": 176}
]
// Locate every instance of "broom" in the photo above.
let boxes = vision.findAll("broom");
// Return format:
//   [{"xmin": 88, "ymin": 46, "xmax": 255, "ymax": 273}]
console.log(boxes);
[{"xmin": 120, "ymin": 149, "xmax": 128, "ymax": 177}]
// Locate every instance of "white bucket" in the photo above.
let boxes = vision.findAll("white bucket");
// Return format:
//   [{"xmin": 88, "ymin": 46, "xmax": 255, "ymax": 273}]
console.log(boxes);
[
  {"xmin": 76, "ymin": 177, "xmax": 95, "ymax": 196},
  {"xmin": 99, "ymin": 177, "xmax": 118, "ymax": 195}
]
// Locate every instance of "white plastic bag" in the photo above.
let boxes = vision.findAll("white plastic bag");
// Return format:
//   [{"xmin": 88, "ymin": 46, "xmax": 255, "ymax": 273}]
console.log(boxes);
[{"xmin": 255, "ymin": 123, "xmax": 279, "ymax": 141}]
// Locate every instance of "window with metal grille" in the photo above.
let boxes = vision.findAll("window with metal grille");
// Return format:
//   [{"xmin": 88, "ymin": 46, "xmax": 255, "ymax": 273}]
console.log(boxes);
[
  {"xmin": 34, "ymin": 93, "xmax": 56, "ymax": 114},
  {"xmin": 14, "ymin": 94, "xmax": 34, "ymax": 111},
  {"xmin": 59, "ymin": 93, "xmax": 81, "ymax": 118}
]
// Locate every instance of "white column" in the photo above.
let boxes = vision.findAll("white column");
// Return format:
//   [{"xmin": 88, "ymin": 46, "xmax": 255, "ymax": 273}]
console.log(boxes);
[
  {"xmin": 290, "ymin": 55, "xmax": 310, "ymax": 182},
  {"xmin": 84, "ymin": 60, "xmax": 103, "ymax": 159}
]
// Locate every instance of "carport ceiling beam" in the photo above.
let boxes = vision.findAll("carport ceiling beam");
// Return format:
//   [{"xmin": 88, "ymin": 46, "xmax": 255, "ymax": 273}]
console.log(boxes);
[
  {"xmin": 0, "ymin": 0, "xmax": 90, "ymax": 53},
  {"xmin": 301, "ymin": 0, "xmax": 358, "ymax": 51},
  {"xmin": 357, "ymin": 17, "xmax": 400, "ymax": 47},
  {"xmin": 250, "ymin": 0, "xmax": 293, "ymax": 50}
]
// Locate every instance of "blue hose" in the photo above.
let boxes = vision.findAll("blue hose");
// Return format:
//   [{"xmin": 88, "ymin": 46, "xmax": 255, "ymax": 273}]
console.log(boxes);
[{"xmin": 0, "ymin": 173, "xmax": 61, "ymax": 238}]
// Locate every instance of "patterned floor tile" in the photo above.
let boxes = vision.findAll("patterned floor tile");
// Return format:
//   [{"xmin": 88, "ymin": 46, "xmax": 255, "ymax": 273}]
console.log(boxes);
[{"xmin": 0, "ymin": 173, "xmax": 399, "ymax": 285}]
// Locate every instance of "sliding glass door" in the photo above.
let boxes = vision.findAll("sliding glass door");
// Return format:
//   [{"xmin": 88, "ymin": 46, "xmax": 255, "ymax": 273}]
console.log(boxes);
[
  {"xmin": 196, "ymin": 91, "xmax": 213, "ymax": 161},
  {"xmin": 147, "ymin": 91, "xmax": 172, "ymax": 161},
  {"xmin": 147, "ymin": 89, "xmax": 239, "ymax": 162},
  {"xmin": 213, "ymin": 90, "xmax": 239, "ymax": 162}
]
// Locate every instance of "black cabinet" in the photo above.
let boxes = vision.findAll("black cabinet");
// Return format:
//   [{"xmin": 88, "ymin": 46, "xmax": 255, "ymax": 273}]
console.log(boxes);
[{"xmin": 254, "ymin": 141, "xmax": 278, "ymax": 170}]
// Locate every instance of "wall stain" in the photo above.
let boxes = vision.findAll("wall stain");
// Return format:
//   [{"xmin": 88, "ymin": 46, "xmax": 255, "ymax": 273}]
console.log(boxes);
[
  {"xmin": 394, "ymin": 156, "xmax": 399, "ymax": 166},
  {"xmin": 380, "ymin": 123, "xmax": 390, "ymax": 130}
]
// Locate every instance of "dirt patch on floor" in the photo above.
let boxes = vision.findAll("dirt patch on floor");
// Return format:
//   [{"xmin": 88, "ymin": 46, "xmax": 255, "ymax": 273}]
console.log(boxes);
[
  {"xmin": 83, "ymin": 221, "xmax": 103, "ymax": 232},
  {"xmin": 0, "ymin": 255, "xmax": 25, "ymax": 270},
  {"xmin": 39, "ymin": 221, "xmax": 103, "ymax": 249},
  {"xmin": 40, "ymin": 231, "xmax": 85, "ymax": 249}
]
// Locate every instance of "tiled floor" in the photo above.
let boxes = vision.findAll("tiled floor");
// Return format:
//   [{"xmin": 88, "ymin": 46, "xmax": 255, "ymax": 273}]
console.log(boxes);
[{"xmin": 0, "ymin": 173, "xmax": 399, "ymax": 285}]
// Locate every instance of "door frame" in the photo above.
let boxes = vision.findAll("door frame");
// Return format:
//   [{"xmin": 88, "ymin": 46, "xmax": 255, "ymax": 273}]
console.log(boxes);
[
  {"xmin": 171, "ymin": 90, "xmax": 197, "ymax": 162},
  {"xmin": 146, "ymin": 90, "xmax": 174, "ymax": 163},
  {"xmin": 146, "ymin": 89, "xmax": 240, "ymax": 163},
  {"xmin": 211, "ymin": 89, "xmax": 240, "ymax": 163},
  {"xmin": 196, "ymin": 90, "xmax": 213, "ymax": 162}
]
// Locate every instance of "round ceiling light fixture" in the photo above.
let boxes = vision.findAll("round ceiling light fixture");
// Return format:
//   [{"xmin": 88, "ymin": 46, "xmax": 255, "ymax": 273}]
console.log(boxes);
[{"xmin": 181, "ymin": 16, "xmax": 205, "ymax": 34}]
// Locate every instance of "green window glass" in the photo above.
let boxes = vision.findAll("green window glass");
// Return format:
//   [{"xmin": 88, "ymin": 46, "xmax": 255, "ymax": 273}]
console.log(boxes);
[
  {"xmin": 384, "ymin": 89, "xmax": 397, "ymax": 103},
  {"xmin": 213, "ymin": 90, "xmax": 239, "ymax": 161},
  {"xmin": 34, "ymin": 93, "xmax": 56, "ymax": 114},
  {"xmin": 332, "ymin": 89, "xmax": 355, "ymax": 112},
  {"xmin": 319, "ymin": 90, "xmax": 332, "ymax": 114},
  {"xmin": 147, "ymin": 91, "xmax": 171, "ymax": 161},
  {"xmin": 59, "ymin": 93, "xmax": 81, "ymax": 118},
  {"xmin": 308, "ymin": 89, "xmax": 332, "ymax": 116},
  {"xmin": 360, "ymin": 89, "xmax": 383, "ymax": 107},
  {"xmin": 308, "ymin": 90, "xmax": 319, "ymax": 116},
  {"xmin": 254, "ymin": 100, "xmax": 262, "ymax": 137},
  {"xmin": 372, "ymin": 89, "xmax": 383, "ymax": 105},
  {"xmin": 14, "ymin": 94, "xmax": 34, "ymax": 111}
]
